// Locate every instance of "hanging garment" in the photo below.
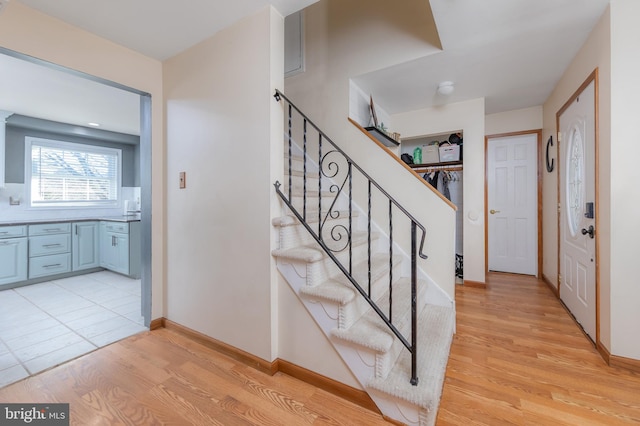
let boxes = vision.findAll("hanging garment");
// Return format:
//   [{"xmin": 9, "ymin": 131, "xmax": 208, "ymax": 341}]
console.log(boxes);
[
  {"xmin": 423, "ymin": 171, "xmax": 439, "ymax": 188},
  {"xmin": 441, "ymin": 172, "xmax": 451, "ymax": 201}
]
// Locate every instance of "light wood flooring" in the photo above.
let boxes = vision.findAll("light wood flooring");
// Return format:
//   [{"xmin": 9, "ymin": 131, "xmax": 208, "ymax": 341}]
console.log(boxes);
[
  {"xmin": 1, "ymin": 273, "xmax": 639, "ymax": 425},
  {"xmin": 438, "ymin": 273, "xmax": 640, "ymax": 425}
]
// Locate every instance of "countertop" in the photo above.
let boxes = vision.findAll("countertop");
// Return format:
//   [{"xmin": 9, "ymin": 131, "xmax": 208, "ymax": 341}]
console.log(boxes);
[{"xmin": 0, "ymin": 214, "xmax": 141, "ymax": 227}]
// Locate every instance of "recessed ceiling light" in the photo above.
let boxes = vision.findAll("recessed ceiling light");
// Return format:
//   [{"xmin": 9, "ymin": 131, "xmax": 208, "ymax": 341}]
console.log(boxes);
[{"xmin": 88, "ymin": 122, "xmax": 101, "ymax": 127}]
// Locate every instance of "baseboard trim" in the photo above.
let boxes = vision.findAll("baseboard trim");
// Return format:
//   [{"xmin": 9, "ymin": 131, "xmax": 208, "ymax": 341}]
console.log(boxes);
[
  {"xmin": 162, "ymin": 319, "xmax": 277, "ymax": 376},
  {"xmin": 541, "ymin": 273, "xmax": 558, "ymax": 297},
  {"xmin": 609, "ymin": 353, "xmax": 640, "ymax": 373},
  {"xmin": 149, "ymin": 318, "xmax": 164, "ymax": 330},
  {"xmin": 597, "ymin": 342, "xmax": 611, "ymax": 364},
  {"xmin": 277, "ymin": 359, "xmax": 380, "ymax": 414},
  {"xmin": 159, "ymin": 318, "xmax": 380, "ymax": 414},
  {"xmin": 463, "ymin": 280, "xmax": 486, "ymax": 288}
]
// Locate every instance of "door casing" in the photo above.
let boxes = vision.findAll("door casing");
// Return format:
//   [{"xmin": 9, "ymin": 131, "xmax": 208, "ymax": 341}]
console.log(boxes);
[{"xmin": 484, "ymin": 130, "xmax": 543, "ymax": 278}]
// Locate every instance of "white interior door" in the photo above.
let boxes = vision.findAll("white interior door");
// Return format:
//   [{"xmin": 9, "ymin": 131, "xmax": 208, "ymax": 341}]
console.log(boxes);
[
  {"xmin": 487, "ymin": 133, "xmax": 538, "ymax": 275},
  {"xmin": 559, "ymin": 80, "xmax": 596, "ymax": 340}
]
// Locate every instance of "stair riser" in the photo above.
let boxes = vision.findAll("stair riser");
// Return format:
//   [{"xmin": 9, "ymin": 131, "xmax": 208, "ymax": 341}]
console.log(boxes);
[
  {"xmin": 338, "ymin": 262, "xmax": 403, "ymax": 328},
  {"xmin": 285, "ymin": 156, "xmax": 313, "ymax": 173},
  {"xmin": 376, "ymin": 282, "xmax": 429, "ymax": 380},
  {"xmin": 276, "ymin": 216, "xmax": 357, "ymax": 250},
  {"xmin": 289, "ymin": 195, "xmax": 342, "ymax": 212},
  {"xmin": 282, "ymin": 177, "xmax": 322, "ymax": 193},
  {"xmin": 304, "ymin": 246, "xmax": 392, "ymax": 291}
]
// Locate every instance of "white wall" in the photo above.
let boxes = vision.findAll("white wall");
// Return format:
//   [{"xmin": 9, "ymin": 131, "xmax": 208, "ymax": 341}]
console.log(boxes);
[
  {"xmin": 0, "ymin": 1, "xmax": 165, "ymax": 321},
  {"xmin": 392, "ymin": 98, "xmax": 486, "ymax": 284},
  {"xmin": 280, "ymin": 0, "xmax": 455, "ymax": 387},
  {"xmin": 485, "ymin": 106, "xmax": 543, "ymax": 136},
  {"xmin": 163, "ymin": 7, "xmax": 283, "ymax": 361},
  {"xmin": 543, "ymin": 0, "xmax": 640, "ymax": 362},
  {"xmin": 609, "ymin": 0, "xmax": 640, "ymax": 360},
  {"xmin": 542, "ymin": 6, "xmax": 611, "ymax": 352}
]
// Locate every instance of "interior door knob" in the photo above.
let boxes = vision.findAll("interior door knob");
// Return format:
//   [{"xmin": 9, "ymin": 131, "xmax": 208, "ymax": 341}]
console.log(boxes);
[{"xmin": 490, "ymin": 209, "xmax": 500, "ymax": 214}]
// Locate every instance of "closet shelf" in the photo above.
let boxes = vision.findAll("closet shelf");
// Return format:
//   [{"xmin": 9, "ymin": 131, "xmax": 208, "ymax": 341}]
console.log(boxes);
[
  {"xmin": 409, "ymin": 160, "xmax": 462, "ymax": 168},
  {"xmin": 365, "ymin": 126, "xmax": 400, "ymax": 147}
]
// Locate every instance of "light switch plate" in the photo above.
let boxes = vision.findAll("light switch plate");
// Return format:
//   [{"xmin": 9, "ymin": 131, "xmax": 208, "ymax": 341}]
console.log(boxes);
[{"xmin": 179, "ymin": 172, "xmax": 186, "ymax": 189}]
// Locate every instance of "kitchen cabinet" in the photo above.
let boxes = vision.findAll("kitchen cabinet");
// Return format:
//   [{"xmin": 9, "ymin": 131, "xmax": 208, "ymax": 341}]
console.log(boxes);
[
  {"xmin": 0, "ymin": 225, "xmax": 28, "ymax": 286},
  {"xmin": 100, "ymin": 221, "xmax": 140, "ymax": 278},
  {"xmin": 28, "ymin": 223, "xmax": 71, "ymax": 279},
  {"xmin": 72, "ymin": 221, "xmax": 100, "ymax": 271}
]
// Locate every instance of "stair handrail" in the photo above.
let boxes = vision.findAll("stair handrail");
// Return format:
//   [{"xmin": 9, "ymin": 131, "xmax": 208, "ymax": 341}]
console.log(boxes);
[{"xmin": 274, "ymin": 89, "xmax": 427, "ymax": 385}]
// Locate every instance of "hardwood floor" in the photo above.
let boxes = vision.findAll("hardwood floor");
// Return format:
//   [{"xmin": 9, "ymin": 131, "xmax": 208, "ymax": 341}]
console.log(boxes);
[
  {"xmin": 437, "ymin": 273, "xmax": 640, "ymax": 425},
  {"xmin": 1, "ymin": 273, "xmax": 639, "ymax": 425},
  {"xmin": 0, "ymin": 327, "xmax": 390, "ymax": 425}
]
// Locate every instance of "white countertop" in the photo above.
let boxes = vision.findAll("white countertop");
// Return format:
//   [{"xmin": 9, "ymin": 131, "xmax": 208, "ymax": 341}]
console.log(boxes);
[{"xmin": 0, "ymin": 214, "xmax": 141, "ymax": 227}]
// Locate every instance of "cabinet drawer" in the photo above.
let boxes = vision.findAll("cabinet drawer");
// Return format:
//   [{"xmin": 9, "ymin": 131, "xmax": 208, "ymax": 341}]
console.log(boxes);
[
  {"xmin": 102, "ymin": 222, "xmax": 128, "ymax": 234},
  {"xmin": 29, "ymin": 234, "xmax": 71, "ymax": 257},
  {"xmin": 0, "ymin": 225, "xmax": 27, "ymax": 239},
  {"xmin": 29, "ymin": 253, "xmax": 71, "ymax": 279},
  {"xmin": 29, "ymin": 223, "xmax": 71, "ymax": 236}
]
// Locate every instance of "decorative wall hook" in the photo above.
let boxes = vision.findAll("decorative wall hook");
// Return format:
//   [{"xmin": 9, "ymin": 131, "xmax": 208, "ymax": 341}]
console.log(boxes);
[{"xmin": 546, "ymin": 135, "xmax": 555, "ymax": 172}]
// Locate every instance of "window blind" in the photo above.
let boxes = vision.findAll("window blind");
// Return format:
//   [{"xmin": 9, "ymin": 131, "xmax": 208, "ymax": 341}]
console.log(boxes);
[{"xmin": 28, "ymin": 138, "xmax": 121, "ymax": 206}]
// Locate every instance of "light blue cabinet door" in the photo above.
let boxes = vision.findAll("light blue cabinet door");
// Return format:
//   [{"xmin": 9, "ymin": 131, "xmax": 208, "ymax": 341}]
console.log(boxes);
[
  {"xmin": 0, "ymin": 237, "xmax": 28, "ymax": 286},
  {"xmin": 100, "ymin": 222, "xmax": 129, "ymax": 275},
  {"xmin": 72, "ymin": 222, "xmax": 100, "ymax": 271},
  {"xmin": 112, "ymin": 233, "xmax": 130, "ymax": 275}
]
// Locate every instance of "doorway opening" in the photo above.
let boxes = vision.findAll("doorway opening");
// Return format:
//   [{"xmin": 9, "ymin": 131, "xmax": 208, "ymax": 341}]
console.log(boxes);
[{"xmin": 0, "ymin": 48, "xmax": 152, "ymax": 387}]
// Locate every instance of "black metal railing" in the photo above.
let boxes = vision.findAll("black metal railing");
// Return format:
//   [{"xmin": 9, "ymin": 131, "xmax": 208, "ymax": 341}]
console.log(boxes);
[{"xmin": 273, "ymin": 89, "xmax": 427, "ymax": 385}]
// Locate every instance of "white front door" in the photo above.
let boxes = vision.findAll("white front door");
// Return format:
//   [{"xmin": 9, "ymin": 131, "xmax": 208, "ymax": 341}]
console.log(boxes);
[
  {"xmin": 559, "ymin": 80, "xmax": 596, "ymax": 340},
  {"xmin": 487, "ymin": 133, "xmax": 538, "ymax": 275}
]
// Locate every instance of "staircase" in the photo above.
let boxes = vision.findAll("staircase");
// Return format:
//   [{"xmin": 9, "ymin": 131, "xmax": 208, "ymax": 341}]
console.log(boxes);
[{"xmin": 272, "ymin": 90, "xmax": 455, "ymax": 426}]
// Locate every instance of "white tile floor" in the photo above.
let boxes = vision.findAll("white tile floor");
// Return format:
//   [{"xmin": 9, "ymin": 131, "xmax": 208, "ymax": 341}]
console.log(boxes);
[{"xmin": 0, "ymin": 271, "xmax": 147, "ymax": 388}]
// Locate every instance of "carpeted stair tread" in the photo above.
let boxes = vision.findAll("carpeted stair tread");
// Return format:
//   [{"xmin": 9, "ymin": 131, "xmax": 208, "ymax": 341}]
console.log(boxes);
[
  {"xmin": 300, "ymin": 279, "xmax": 356, "ymax": 305},
  {"xmin": 332, "ymin": 277, "xmax": 415, "ymax": 353},
  {"xmin": 367, "ymin": 304, "xmax": 454, "ymax": 410},
  {"xmin": 272, "ymin": 230, "xmax": 378, "ymax": 262},
  {"xmin": 272, "ymin": 245, "xmax": 325, "ymax": 262},
  {"xmin": 336, "ymin": 253, "xmax": 403, "ymax": 286}
]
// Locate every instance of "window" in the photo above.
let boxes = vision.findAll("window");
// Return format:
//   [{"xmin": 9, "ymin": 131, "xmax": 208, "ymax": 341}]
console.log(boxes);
[{"xmin": 26, "ymin": 137, "xmax": 121, "ymax": 208}]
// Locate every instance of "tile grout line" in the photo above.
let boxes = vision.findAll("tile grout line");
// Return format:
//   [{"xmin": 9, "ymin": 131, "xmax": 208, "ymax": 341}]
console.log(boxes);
[{"xmin": 0, "ymin": 272, "xmax": 145, "ymax": 386}]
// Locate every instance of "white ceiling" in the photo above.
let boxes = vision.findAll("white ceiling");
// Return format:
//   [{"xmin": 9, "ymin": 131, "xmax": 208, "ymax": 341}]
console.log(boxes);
[
  {"xmin": 0, "ymin": 0, "xmax": 611, "ymax": 135},
  {"xmin": 355, "ymin": 0, "xmax": 610, "ymax": 115},
  {"xmin": 17, "ymin": 0, "xmax": 319, "ymax": 61},
  {"xmin": 0, "ymin": 53, "xmax": 141, "ymax": 135}
]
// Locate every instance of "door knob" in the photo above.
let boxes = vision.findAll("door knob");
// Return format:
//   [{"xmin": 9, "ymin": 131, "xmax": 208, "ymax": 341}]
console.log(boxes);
[
  {"xmin": 581, "ymin": 225, "xmax": 595, "ymax": 239},
  {"xmin": 490, "ymin": 209, "xmax": 500, "ymax": 214}
]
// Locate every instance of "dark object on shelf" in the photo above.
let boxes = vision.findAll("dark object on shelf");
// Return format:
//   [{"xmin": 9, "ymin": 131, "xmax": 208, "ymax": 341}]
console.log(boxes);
[
  {"xmin": 449, "ymin": 133, "xmax": 463, "ymax": 161},
  {"xmin": 455, "ymin": 254, "xmax": 463, "ymax": 279},
  {"xmin": 401, "ymin": 153, "xmax": 414, "ymax": 164},
  {"xmin": 449, "ymin": 133, "xmax": 462, "ymax": 144},
  {"xmin": 365, "ymin": 126, "xmax": 400, "ymax": 147}
]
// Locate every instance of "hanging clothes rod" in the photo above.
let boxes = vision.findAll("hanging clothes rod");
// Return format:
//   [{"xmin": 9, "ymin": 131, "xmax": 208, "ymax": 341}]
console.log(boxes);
[{"xmin": 413, "ymin": 165, "xmax": 463, "ymax": 173}]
